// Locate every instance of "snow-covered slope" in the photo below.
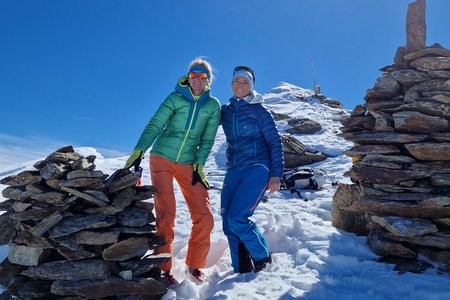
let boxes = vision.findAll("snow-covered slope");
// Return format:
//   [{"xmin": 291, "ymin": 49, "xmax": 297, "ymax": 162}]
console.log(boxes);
[{"xmin": 1, "ymin": 83, "xmax": 449, "ymax": 300}]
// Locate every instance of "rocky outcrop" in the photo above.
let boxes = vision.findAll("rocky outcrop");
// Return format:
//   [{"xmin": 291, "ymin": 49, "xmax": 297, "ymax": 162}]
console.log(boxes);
[
  {"xmin": 334, "ymin": 42, "xmax": 450, "ymax": 274},
  {"xmin": 0, "ymin": 146, "xmax": 169, "ymax": 299}
]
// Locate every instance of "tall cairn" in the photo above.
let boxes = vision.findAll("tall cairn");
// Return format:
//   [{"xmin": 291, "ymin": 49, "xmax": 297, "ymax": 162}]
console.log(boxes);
[
  {"xmin": 332, "ymin": 0, "xmax": 450, "ymax": 273},
  {"xmin": 0, "ymin": 146, "xmax": 170, "ymax": 299}
]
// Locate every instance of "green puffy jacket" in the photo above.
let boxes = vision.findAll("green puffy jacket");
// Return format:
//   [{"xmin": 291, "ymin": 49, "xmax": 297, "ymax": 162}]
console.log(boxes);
[{"xmin": 133, "ymin": 76, "xmax": 221, "ymax": 165}]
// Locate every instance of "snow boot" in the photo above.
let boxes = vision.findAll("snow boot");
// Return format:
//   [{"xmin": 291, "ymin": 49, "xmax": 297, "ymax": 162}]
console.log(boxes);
[
  {"xmin": 186, "ymin": 267, "xmax": 206, "ymax": 283},
  {"xmin": 253, "ymin": 254, "xmax": 272, "ymax": 272},
  {"xmin": 238, "ymin": 242, "xmax": 254, "ymax": 274}
]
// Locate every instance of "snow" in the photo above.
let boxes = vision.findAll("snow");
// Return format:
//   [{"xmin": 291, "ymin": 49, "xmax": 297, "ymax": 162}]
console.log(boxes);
[{"xmin": 1, "ymin": 82, "xmax": 449, "ymax": 299}]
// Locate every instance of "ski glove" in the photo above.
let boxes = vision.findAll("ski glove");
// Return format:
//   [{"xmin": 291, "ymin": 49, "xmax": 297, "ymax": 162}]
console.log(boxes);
[
  {"xmin": 124, "ymin": 150, "xmax": 144, "ymax": 169},
  {"xmin": 192, "ymin": 163, "xmax": 211, "ymax": 190}
]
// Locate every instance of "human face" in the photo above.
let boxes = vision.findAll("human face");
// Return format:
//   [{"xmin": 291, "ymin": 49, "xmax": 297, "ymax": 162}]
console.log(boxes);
[
  {"xmin": 232, "ymin": 76, "xmax": 251, "ymax": 99},
  {"xmin": 188, "ymin": 72, "xmax": 208, "ymax": 96}
]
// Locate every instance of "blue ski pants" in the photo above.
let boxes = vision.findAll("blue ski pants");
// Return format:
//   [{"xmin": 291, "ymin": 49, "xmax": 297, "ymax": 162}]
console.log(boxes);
[{"xmin": 221, "ymin": 164, "xmax": 271, "ymax": 273}]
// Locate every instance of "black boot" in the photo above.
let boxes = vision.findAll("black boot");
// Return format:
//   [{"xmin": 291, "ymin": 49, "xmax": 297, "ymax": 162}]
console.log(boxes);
[
  {"xmin": 237, "ymin": 242, "xmax": 254, "ymax": 274},
  {"xmin": 253, "ymin": 254, "xmax": 272, "ymax": 272}
]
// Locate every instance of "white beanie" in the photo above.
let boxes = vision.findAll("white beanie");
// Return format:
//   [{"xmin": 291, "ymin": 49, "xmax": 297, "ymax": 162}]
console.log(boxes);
[{"xmin": 232, "ymin": 69, "xmax": 254, "ymax": 93}]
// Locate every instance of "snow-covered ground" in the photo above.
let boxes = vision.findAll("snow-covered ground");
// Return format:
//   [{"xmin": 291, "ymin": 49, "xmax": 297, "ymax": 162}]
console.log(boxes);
[{"xmin": 1, "ymin": 83, "xmax": 449, "ymax": 299}]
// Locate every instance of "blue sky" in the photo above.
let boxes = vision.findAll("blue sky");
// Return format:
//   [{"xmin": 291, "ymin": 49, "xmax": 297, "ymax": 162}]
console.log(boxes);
[{"xmin": 0, "ymin": 0, "xmax": 449, "ymax": 166}]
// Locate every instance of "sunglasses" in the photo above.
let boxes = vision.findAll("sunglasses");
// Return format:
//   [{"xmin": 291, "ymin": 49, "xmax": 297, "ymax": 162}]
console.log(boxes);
[
  {"xmin": 233, "ymin": 66, "xmax": 255, "ymax": 82},
  {"xmin": 188, "ymin": 72, "xmax": 208, "ymax": 79}
]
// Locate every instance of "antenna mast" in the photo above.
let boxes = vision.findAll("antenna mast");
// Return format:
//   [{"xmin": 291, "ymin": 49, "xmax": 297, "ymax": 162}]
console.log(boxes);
[{"xmin": 311, "ymin": 60, "xmax": 320, "ymax": 96}]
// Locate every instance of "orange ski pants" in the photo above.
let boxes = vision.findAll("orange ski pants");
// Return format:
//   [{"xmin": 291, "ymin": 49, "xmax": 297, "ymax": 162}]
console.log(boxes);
[{"xmin": 150, "ymin": 155, "xmax": 214, "ymax": 272}]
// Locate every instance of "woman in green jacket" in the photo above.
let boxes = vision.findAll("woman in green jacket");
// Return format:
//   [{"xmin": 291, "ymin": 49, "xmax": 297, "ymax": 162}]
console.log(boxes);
[{"xmin": 124, "ymin": 58, "xmax": 221, "ymax": 283}]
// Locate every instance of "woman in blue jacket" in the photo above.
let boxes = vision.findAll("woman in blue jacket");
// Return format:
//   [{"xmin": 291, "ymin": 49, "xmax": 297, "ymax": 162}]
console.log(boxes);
[{"xmin": 221, "ymin": 66, "xmax": 284, "ymax": 273}]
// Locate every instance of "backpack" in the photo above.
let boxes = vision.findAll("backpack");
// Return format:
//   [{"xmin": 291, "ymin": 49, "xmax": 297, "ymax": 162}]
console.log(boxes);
[{"xmin": 281, "ymin": 168, "xmax": 326, "ymax": 198}]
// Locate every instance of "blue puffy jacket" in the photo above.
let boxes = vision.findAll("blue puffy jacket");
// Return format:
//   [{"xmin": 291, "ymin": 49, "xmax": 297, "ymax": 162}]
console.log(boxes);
[{"xmin": 221, "ymin": 95, "xmax": 284, "ymax": 178}]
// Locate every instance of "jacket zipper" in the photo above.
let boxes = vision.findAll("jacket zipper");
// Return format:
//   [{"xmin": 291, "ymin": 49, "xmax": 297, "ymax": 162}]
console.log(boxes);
[{"xmin": 175, "ymin": 95, "xmax": 199, "ymax": 163}]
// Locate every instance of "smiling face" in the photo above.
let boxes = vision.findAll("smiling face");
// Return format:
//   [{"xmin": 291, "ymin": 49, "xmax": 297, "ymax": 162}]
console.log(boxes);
[
  {"xmin": 188, "ymin": 73, "xmax": 208, "ymax": 96},
  {"xmin": 232, "ymin": 76, "xmax": 251, "ymax": 98}
]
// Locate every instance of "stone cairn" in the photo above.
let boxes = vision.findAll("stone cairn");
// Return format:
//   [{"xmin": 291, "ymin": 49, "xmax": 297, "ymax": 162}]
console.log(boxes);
[
  {"xmin": 333, "ymin": 42, "xmax": 450, "ymax": 272},
  {"xmin": 0, "ymin": 146, "xmax": 170, "ymax": 299}
]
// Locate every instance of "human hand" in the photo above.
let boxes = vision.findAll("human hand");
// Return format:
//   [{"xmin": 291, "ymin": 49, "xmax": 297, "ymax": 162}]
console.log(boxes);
[
  {"xmin": 192, "ymin": 163, "xmax": 211, "ymax": 190},
  {"xmin": 267, "ymin": 176, "xmax": 281, "ymax": 194},
  {"xmin": 124, "ymin": 150, "xmax": 144, "ymax": 169}
]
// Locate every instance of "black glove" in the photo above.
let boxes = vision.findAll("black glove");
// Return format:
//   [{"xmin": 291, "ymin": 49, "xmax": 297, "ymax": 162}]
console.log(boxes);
[{"xmin": 192, "ymin": 163, "xmax": 211, "ymax": 190}]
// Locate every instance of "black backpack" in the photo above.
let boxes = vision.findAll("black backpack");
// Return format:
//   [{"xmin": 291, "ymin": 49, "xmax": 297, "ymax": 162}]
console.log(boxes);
[{"xmin": 281, "ymin": 168, "xmax": 326, "ymax": 198}]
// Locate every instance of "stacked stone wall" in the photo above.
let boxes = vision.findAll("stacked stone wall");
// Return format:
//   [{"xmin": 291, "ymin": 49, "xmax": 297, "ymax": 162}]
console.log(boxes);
[{"xmin": 0, "ymin": 146, "xmax": 169, "ymax": 299}]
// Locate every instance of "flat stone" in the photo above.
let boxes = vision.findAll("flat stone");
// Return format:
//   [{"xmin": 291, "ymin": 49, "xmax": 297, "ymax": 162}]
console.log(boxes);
[
  {"xmin": 409, "ymin": 79, "xmax": 450, "ymax": 92},
  {"xmin": 0, "ymin": 171, "xmax": 41, "ymax": 187},
  {"xmin": 13, "ymin": 229, "xmax": 54, "ymax": 249},
  {"xmin": 49, "ymin": 214, "xmax": 116, "ymax": 238},
  {"xmin": 371, "ymin": 215, "xmax": 437, "ymax": 237},
  {"xmin": 2, "ymin": 186, "xmax": 25, "ymax": 201},
  {"xmin": 21, "ymin": 259, "xmax": 111, "ymax": 280},
  {"xmin": 66, "ymin": 170, "xmax": 105, "ymax": 179},
  {"xmin": 75, "ymin": 230, "xmax": 120, "ymax": 245},
  {"xmin": 371, "ymin": 74, "xmax": 401, "ymax": 98},
  {"xmin": 105, "ymin": 172, "xmax": 140, "ymax": 194},
  {"xmin": 393, "ymin": 111, "xmax": 448, "ymax": 133},
  {"xmin": 391, "ymin": 69, "xmax": 431, "ymax": 86},
  {"xmin": 0, "ymin": 213, "xmax": 15, "ymax": 246},
  {"xmin": 343, "ymin": 196, "xmax": 450, "ymax": 219},
  {"xmin": 39, "ymin": 163, "xmax": 66, "ymax": 180},
  {"xmin": 133, "ymin": 186, "xmax": 157, "ymax": 201},
  {"xmin": 56, "ymin": 246, "xmax": 99, "ymax": 261},
  {"xmin": 387, "ymin": 232, "xmax": 450, "ymax": 249},
  {"xmin": 410, "ymin": 57, "xmax": 450, "ymax": 71},
  {"xmin": 119, "ymin": 253, "xmax": 171, "ymax": 277},
  {"xmin": 70, "ymin": 158, "xmax": 95, "ymax": 171},
  {"xmin": 351, "ymin": 163, "xmax": 432, "ymax": 184},
  {"xmin": 430, "ymin": 174, "xmax": 450, "ymax": 186},
  {"xmin": 60, "ymin": 186, "xmax": 108, "ymax": 207},
  {"xmin": 344, "ymin": 145, "xmax": 400, "ymax": 158},
  {"xmin": 59, "ymin": 177, "xmax": 105, "ymax": 188},
  {"xmin": 405, "ymin": 143, "xmax": 450, "ymax": 161},
  {"xmin": 31, "ymin": 191, "xmax": 66, "ymax": 204},
  {"xmin": 44, "ymin": 151, "xmax": 81, "ymax": 165},
  {"xmin": 51, "ymin": 277, "xmax": 166, "ymax": 298},
  {"xmin": 12, "ymin": 202, "xmax": 32, "ymax": 213},
  {"xmin": 32, "ymin": 211, "xmax": 64, "ymax": 237},
  {"xmin": 342, "ymin": 132, "xmax": 428, "ymax": 145},
  {"xmin": 367, "ymin": 230, "xmax": 416, "ymax": 257},
  {"xmin": 8, "ymin": 245, "xmax": 51, "ymax": 266},
  {"xmin": 102, "ymin": 237, "xmax": 149, "ymax": 261},
  {"xmin": 404, "ymin": 47, "xmax": 450, "ymax": 61},
  {"xmin": 112, "ymin": 188, "xmax": 135, "ymax": 208},
  {"xmin": 117, "ymin": 207, "xmax": 149, "ymax": 227}
]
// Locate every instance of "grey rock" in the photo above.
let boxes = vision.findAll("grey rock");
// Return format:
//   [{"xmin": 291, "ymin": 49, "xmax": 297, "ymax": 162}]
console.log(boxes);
[
  {"xmin": 405, "ymin": 143, "xmax": 450, "ymax": 161},
  {"xmin": 393, "ymin": 111, "xmax": 448, "ymax": 133},
  {"xmin": 372, "ymin": 215, "xmax": 438, "ymax": 237},
  {"xmin": 51, "ymin": 277, "xmax": 166, "ymax": 298},
  {"xmin": 21, "ymin": 259, "xmax": 111, "ymax": 280},
  {"xmin": 49, "ymin": 214, "xmax": 116, "ymax": 238},
  {"xmin": 0, "ymin": 171, "xmax": 41, "ymax": 187},
  {"xmin": 8, "ymin": 245, "xmax": 51, "ymax": 266},
  {"xmin": 102, "ymin": 237, "xmax": 149, "ymax": 261}
]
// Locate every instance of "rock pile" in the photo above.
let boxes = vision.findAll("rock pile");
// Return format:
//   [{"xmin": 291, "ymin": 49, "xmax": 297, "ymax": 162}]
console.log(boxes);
[
  {"xmin": 333, "ymin": 44, "xmax": 450, "ymax": 273},
  {"xmin": 0, "ymin": 146, "xmax": 170, "ymax": 299}
]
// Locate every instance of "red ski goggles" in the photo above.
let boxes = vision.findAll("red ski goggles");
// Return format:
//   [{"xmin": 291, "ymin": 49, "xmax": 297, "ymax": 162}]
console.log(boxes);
[{"xmin": 188, "ymin": 72, "xmax": 208, "ymax": 79}]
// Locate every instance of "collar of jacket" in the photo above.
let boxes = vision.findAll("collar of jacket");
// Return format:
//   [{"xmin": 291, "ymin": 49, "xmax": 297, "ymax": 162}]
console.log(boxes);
[
  {"xmin": 230, "ymin": 91, "xmax": 263, "ymax": 105},
  {"xmin": 175, "ymin": 76, "xmax": 212, "ymax": 105}
]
